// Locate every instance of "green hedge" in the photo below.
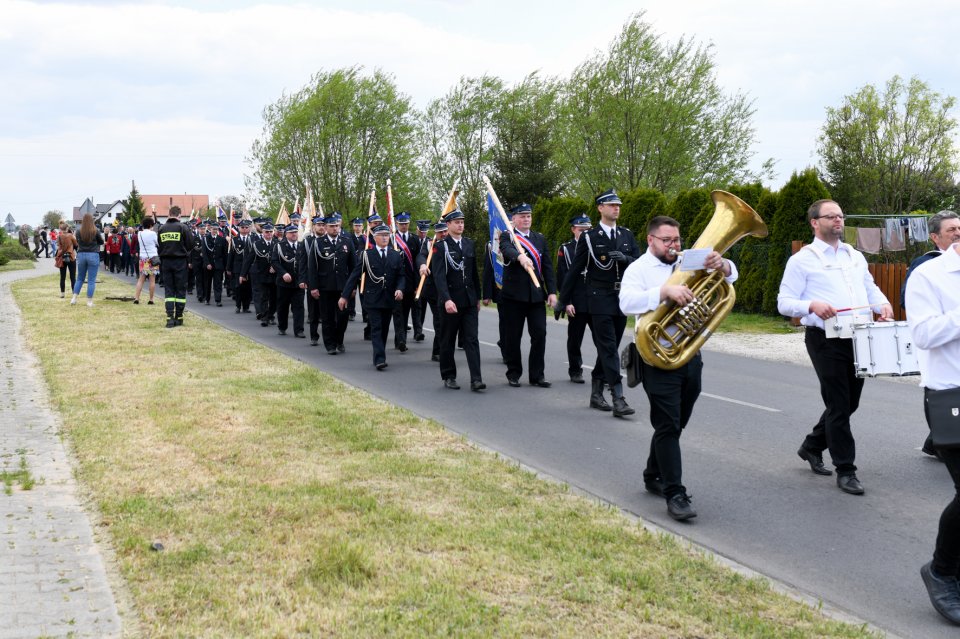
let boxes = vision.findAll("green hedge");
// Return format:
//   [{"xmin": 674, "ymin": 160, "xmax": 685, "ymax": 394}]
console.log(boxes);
[{"xmin": 0, "ymin": 243, "xmax": 37, "ymax": 262}]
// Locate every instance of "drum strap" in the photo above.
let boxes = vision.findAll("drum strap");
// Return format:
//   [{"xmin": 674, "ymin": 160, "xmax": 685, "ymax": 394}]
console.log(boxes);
[{"xmin": 801, "ymin": 243, "xmax": 870, "ymax": 323}]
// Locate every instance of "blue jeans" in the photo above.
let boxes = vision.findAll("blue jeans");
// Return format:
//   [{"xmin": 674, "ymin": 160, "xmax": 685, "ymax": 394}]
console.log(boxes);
[{"xmin": 73, "ymin": 252, "xmax": 100, "ymax": 298}]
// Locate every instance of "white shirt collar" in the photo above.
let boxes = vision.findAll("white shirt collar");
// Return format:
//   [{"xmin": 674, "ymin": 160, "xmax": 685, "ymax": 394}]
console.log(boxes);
[{"xmin": 599, "ymin": 222, "xmax": 617, "ymax": 237}]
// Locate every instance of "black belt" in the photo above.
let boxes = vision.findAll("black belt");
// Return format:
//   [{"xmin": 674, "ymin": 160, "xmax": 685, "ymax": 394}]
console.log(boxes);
[{"xmin": 592, "ymin": 280, "xmax": 621, "ymax": 290}]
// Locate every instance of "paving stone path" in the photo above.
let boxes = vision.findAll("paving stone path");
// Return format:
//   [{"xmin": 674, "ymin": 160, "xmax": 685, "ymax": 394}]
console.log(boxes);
[{"xmin": 0, "ymin": 262, "xmax": 122, "ymax": 638}]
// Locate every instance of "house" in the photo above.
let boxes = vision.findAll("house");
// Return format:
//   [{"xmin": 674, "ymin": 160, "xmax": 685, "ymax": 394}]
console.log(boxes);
[
  {"xmin": 3, "ymin": 214, "xmax": 16, "ymax": 236},
  {"xmin": 95, "ymin": 201, "xmax": 125, "ymax": 227},
  {"xmin": 141, "ymin": 194, "xmax": 210, "ymax": 223},
  {"xmin": 72, "ymin": 197, "xmax": 96, "ymax": 223}
]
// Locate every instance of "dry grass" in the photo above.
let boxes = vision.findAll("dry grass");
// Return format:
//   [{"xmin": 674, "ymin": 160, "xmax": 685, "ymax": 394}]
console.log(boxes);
[{"xmin": 13, "ymin": 275, "xmax": 878, "ymax": 638}]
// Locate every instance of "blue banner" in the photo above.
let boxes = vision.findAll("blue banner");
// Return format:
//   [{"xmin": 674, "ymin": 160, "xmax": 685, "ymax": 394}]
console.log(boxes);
[{"xmin": 486, "ymin": 192, "xmax": 509, "ymax": 288}]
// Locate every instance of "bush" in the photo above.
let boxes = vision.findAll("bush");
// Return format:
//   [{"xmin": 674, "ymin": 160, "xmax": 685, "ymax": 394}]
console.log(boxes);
[
  {"xmin": 0, "ymin": 254, "xmax": 9, "ymax": 266},
  {"xmin": 0, "ymin": 243, "xmax": 37, "ymax": 262}
]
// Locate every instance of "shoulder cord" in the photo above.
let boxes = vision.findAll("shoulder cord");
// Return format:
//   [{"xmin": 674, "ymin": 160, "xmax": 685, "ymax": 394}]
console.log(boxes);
[
  {"xmin": 313, "ymin": 236, "xmax": 336, "ymax": 261},
  {"xmin": 277, "ymin": 242, "xmax": 296, "ymax": 264},
  {"xmin": 363, "ymin": 250, "xmax": 385, "ymax": 286},
  {"xmin": 444, "ymin": 240, "xmax": 465, "ymax": 272},
  {"xmin": 253, "ymin": 238, "xmax": 270, "ymax": 259},
  {"xmin": 585, "ymin": 232, "xmax": 614, "ymax": 271}
]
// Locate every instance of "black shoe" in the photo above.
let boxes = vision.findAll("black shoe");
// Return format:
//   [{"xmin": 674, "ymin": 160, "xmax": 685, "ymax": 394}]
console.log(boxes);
[
  {"xmin": 590, "ymin": 379, "xmax": 612, "ymax": 411},
  {"xmin": 310, "ymin": 339, "xmax": 318, "ymax": 346},
  {"xmin": 337, "ymin": 344, "xmax": 345, "ymax": 353},
  {"xmin": 667, "ymin": 494, "xmax": 697, "ymax": 521},
  {"xmin": 349, "ymin": 313, "xmax": 356, "ymax": 321},
  {"xmin": 278, "ymin": 329, "xmax": 286, "ymax": 335},
  {"xmin": 165, "ymin": 318, "xmax": 177, "ymax": 329},
  {"xmin": 175, "ymin": 317, "xmax": 183, "ymax": 326},
  {"xmin": 507, "ymin": 377, "xmax": 521, "ymax": 388},
  {"xmin": 133, "ymin": 299, "xmax": 139, "ymax": 304},
  {"xmin": 644, "ymin": 478, "xmax": 666, "ymax": 498},
  {"xmin": 242, "ymin": 308, "xmax": 251, "ymax": 313},
  {"xmin": 921, "ymin": 561, "xmax": 960, "ymax": 625},
  {"xmin": 431, "ymin": 354, "xmax": 439, "ymax": 362},
  {"xmin": 471, "ymin": 380, "xmax": 486, "ymax": 392},
  {"xmin": 414, "ymin": 333, "xmax": 425, "ymax": 342},
  {"xmin": 147, "ymin": 300, "xmax": 154, "ymax": 305},
  {"xmin": 444, "ymin": 378, "xmax": 460, "ymax": 390},
  {"xmin": 797, "ymin": 447, "xmax": 832, "ymax": 476},
  {"xmin": 376, "ymin": 362, "xmax": 388, "ymax": 371},
  {"xmin": 363, "ymin": 332, "xmax": 371, "ymax": 341},
  {"xmin": 612, "ymin": 396, "xmax": 634, "ymax": 417},
  {"xmin": 261, "ymin": 320, "xmax": 269, "ymax": 327},
  {"xmin": 235, "ymin": 308, "xmax": 241, "ymax": 314},
  {"xmin": 294, "ymin": 331, "xmax": 305, "ymax": 338},
  {"xmin": 530, "ymin": 379, "xmax": 552, "ymax": 388},
  {"xmin": 922, "ymin": 440, "xmax": 945, "ymax": 462},
  {"xmin": 327, "ymin": 348, "xmax": 337, "ymax": 355},
  {"xmin": 268, "ymin": 317, "xmax": 276, "ymax": 325},
  {"xmin": 216, "ymin": 302, "xmax": 222, "ymax": 307},
  {"xmin": 397, "ymin": 342, "xmax": 407, "ymax": 352},
  {"xmin": 837, "ymin": 474, "xmax": 864, "ymax": 495},
  {"xmin": 205, "ymin": 300, "xmax": 211, "ymax": 305},
  {"xmin": 569, "ymin": 372, "xmax": 584, "ymax": 384}
]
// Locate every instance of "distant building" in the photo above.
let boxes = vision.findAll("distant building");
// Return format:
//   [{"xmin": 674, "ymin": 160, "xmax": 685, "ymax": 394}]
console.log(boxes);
[
  {"xmin": 3, "ymin": 214, "xmax": 16, "ymax": 235},
  {"xmin": 141, "ymin": 194, "xmax": 210, "ymax": 223},
  {"xmin": 72, "ymin": 197, "xmax": 97, "ymax": 223}
]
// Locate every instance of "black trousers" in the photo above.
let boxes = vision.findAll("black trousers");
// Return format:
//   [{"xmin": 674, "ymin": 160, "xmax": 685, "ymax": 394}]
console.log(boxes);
[
  {"xmin": 320, "ymin": 290, "xmax": 348, "ymax": 350},
  {"xmin": 641, "ymin": 354, "xmax": 703, "ymax": 500},
  {"xmin": 802, "ymin": 327, "xmax": 863, "ymax": 475},
  {"xmin": 59, "ymin": 262, "xmax": 76, "ymax": 293},
  {"xmin": 258, "ymin": 278, "xmax": 277, "ymax": 321},
  {"xmin": 369, "ymin": 307, "xmax": 392, "ymax": 366},
  {"xmin": 392, "ymin": 293, "xmax": 416, "ymax": 347},
  {"xmin": 567, "ymin": 311, "xmax": 592, "ymax": 376},
  {"xmin": 590, "ymin": 312, "xmax": 628, "ymax": 386},
  {"xmin": 500, "ymin": 298, "xmax": 547, "ymax": 383},
  {"xmin": 162, "ymin": 257, "xmax": 189, "ymax": 319},
  {"xmin": 306, "ymin": 294, "xmax": 321, "ymax": 341},
  {"xmin": 275, "ymin": 286, "xmax": 304, "ymax": 333},
  {"xmin": 203, "ymin": 268, "xmax": 224, "ymax": 303},
  {"xmin": 924, "ymin": 390, "xmax": 960, "ymax": 577},
  {"xmin": 438, "ymin": 302, "xmax": 481, "ymax": 383},
  {"xmin": 234, "ymin": 277, "xmax": 251, "ymax": 310}
]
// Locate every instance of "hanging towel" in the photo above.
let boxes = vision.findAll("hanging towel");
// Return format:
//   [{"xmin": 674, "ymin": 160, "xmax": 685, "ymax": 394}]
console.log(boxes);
[
  {"xmin": 910, "ymin": 217, "xmax": 929, "ymax": 242},
  {"xmin": 857, "ymin": 227, "xmax": 882, "ymax": 254},
  {"xmin": 844, "ymin": 226, "xmax": 858, "ymax": 245},
  {"xmin": 883, "ymin": 219, "xmax": 905, "ymax": 250}
]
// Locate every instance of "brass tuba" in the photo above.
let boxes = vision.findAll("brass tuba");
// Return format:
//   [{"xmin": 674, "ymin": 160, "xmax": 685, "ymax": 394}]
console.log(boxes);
[{"xmin": 634, "ymin": 190, "xmax": 768, "ymax": 370}]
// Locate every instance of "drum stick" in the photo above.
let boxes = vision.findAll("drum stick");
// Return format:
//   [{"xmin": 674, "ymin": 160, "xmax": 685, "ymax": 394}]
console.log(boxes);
[{"xmin": 835, "ymin": 304, "xmax": 873, "ymax": 313}]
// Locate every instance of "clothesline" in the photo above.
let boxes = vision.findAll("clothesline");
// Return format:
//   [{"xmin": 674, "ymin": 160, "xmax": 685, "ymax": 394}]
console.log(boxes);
[
  {"xmin": 845, "ymin": 214, "xmax": 929, "ymax": 220},
  {"xmin": 844, "ymin": 214, "xmax": 930, "ymax": 254}
]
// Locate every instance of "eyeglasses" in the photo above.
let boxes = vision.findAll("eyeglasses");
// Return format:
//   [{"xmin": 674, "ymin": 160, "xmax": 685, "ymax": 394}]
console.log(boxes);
[
  {"xmin": 651, "ymin": 235, "xmax": 682, "ymax": 246},
  {"xmin": 816, "ymin": 214, "xmax": 844, "ymax": 222}
]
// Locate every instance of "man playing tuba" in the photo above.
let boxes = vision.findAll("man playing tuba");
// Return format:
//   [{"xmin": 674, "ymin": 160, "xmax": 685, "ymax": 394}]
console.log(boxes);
[{"xmin": 619, "ymin": 215, "xmax": 737, "ymax": 522}]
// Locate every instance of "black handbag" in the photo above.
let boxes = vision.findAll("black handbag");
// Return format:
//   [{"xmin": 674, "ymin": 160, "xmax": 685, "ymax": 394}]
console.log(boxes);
[
  {"xmin": 621, "ymin": 342, "xmax": 643, "ymax": 388},
  {"xmin": 149, "ymin": 255, "xmax": 161, "ymax": 267},
  {"xmin": 925, "ymin": 387, "xmax": 960, "ymax": 449}
]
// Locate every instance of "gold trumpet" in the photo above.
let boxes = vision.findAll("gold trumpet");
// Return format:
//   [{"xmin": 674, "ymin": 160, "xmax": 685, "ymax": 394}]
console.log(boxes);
[{"xmin": 634, "ymin": 190, "xmax": 768, "ymax": 370}]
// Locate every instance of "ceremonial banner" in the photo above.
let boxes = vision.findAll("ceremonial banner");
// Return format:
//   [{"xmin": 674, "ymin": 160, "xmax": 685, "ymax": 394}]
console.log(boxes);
[{"xmin": 485, "ymin": 191, "xmax": 509, "ymax": 288}]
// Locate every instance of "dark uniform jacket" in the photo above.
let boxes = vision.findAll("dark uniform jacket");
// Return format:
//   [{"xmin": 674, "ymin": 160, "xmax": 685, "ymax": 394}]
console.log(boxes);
[
  {"xmin": 157, "ymin": 220, "xmax": 194, "ymax": 258},
  {"xmin": 226, "ymin": 234, "xmax": 249, "ymax": 274},
  {"xmin": 557, "ymin": 237, "xmax": 588, "ymax": 312},
  {"xmin": 417, "ymin": 237, "xmax": 439, "ymax": 300},
  {"xmin": 559, "ymin": 225, "xmax": 640, "ymax": 316},
  {"xmin": 270, "ymin": 239, "xmax": 300, "ymax": 288},
  {"xmin": 201, "ymin": 234, "xmax": 228, "ymax": 270},
  {"xmin": 498, "ymin": 229, "xmax": 555, "ymax": 303},
  {"xmin": 432, "ymin": 236, "xmax": 481, "ymax": 308},
  {"xmin": 394, "ymin": 231, "xmax": 421, "ymax": 292},
  {"xmin": 298, "ymin": 234, "xmax": 356, "ymax": 292},
  {"xmin": 240, "ymin": 233, "xmax": 272, "ymax": 279},
  {"xmin": 342, "ymin": 246, "xmax": 405, "ymax": 309}
]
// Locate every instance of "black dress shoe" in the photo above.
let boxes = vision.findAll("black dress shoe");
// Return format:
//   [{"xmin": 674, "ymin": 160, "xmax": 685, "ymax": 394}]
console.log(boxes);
[
  {"xmin": 569, "ymin": 372, "xmax": 584, "ymax": 384},
  {"xmin": 375, "ymin": 362, "xmax": 388, "ymax": 370},
  {"xmin": 294, "ymin": 332, "xmax": 305, "ymax": 338},
  {"xmin": 414, "ymin": 333, "xmax": 425, "ymax": 342},
  {"xmin": 235, "ymin": 308, "xmax": 241, "ymax": 314},
  {"xmin": 470, "ymin": 380, "xmax": 486, "ymax": 392},
  {"xmin": 797, "ymin": 447, "xmax": 832, "ymax": 476},
  {"xmin": 530, "ymin": 379, "xmax": 552, "ymax": 388},
  {"xmin": 216, "ymin": 302, "xmax": 222, "ymax": 307},
  {"xmin": 337, "ymin": 344, "xmax": 345, "ymax": 353},
  {"xmin": 261, "ymin": 320, "xmax": 269, "ymax": 327},
  {"xmin": 507, "ymin": 378, "xmax": 521, "ymax": 388},
  {"xmin": 327, "ymin": 348, "xmax": 338, "ymax": 355},
  {"xmin": 837, "ymin": 474, "xmax": 864, "ymax": 495},
  {"xmin": 278, "ymin": 329, "xmax": 286, "ymax": 335},
  {"xmin": 310, "ymin": 339, "xmax": 318, "ymax": 346},
  {"xmin": 922, "ymin": 439, "xmax": 945, "ymax": 461},
  {"xmin": 444, "ymin": 378, "xmax": 460, "ymax": 390},
  {"xmin": 644, "ymin": 479, "xmax": 665, "ymax": 498},
  {"xmin": 667, "ymin": 494, "xmax": 697, "ymax": 521},
  {"xmin": 397, "ymin": 342, "xmax": 407, "ymax": 352},
  {"xmin": 921, "ymin": 561, "xmax": 960, "ymax": 625}
]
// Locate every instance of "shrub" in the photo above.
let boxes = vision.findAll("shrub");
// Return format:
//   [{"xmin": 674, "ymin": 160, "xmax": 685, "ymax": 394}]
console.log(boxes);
[{"xmin": 0, "ymin": 243, "xmax": 37, "ymax": 262}]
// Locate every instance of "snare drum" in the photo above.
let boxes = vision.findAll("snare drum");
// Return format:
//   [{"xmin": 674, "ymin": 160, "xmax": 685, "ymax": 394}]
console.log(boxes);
[{"xmin": 851, "ymin": 321, "xmax": 920, "ymax": 378}]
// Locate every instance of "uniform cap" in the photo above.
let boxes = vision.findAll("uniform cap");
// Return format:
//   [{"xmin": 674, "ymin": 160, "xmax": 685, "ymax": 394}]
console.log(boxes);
[
  {"xmin": 396, "ymin": 212, "xmax": 411, "ymax": 223},
  {"xmin": 262, "ymin": 222, "xmax": 275, "ymax": 231},
  {"xmin": 239, "ymin": 219, "xmax": 253, "ymax": 227},
  {"xmin": 570, "ymin": 215, "xmax": 592, "ymax": 228},
  {"xmin": 510, "ymin": 203, "xmax": 533, "ymax": 215},
  {"xmin": 372, "ymin": 224, "xmax": 391, "ymax": 235},
  {"xmin": 444, "ymin": 208, "xmax": 464, "ymax": 221},
  {"xmin": 351, "ymin": 217, "xmax": 364, "ymax": 225},
  {"xmin": 433, "ymin": 221, "xmax": 448, "ymax": 232},
  {"xmin": 595, "ymin": 189, "xmax": 622, "ymax": 205},
  {"xmin": 416, "ymin": 220, "xmax": 431, "ymax": 231}
]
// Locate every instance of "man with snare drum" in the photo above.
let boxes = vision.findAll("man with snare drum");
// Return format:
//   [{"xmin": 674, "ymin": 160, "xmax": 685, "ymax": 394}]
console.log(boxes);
[{"xmin": 778, "ymin": 199, "xmax": 893, "ymax": 495}]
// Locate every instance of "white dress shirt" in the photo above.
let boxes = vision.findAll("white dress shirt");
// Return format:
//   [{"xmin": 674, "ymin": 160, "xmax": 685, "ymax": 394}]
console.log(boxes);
[
  {"xmin": 777, "ymin": 237, "xmax": 888, "ymax": 329},
  {"xmin": 906, "ymin": 244, "xmax": 960, "ymax": 390},
  {"xmin": 619, "ymin": 249, "xmax": 738, "ymax": 316}
]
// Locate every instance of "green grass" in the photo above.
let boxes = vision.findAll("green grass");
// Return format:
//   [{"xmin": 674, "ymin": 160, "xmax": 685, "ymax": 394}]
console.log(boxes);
[
  {"xmin": 12, "ymin": 274, "xmax": 876, "ymax": 638},
  {"xmin": 1, "ymin": 450, "xmax": 36, "ymax": 495},
  {"xmin": 0, "ymin": 259, "xmax": 36, "ymax": 272}
]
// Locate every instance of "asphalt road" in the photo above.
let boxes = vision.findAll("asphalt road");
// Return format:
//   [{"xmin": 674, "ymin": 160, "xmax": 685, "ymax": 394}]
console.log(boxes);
[{"xmin": 113, "ymin": 271, "xmax": 954, "ymax": 637}]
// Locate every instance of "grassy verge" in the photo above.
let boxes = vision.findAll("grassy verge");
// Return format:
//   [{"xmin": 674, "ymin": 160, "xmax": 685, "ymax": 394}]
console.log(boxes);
[
  {"xmin": 0, "ymin": 259, "xmax": 36, "ymax": 272},
  {"xmin": 14, "ymin": 274, "xmax": 874, "ymax": 638}
]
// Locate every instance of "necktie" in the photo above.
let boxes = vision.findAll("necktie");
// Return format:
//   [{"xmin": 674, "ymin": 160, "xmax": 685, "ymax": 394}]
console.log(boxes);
[{"xmin": 380, "ymin": 249, "xmax": 386, "ymax": 260}]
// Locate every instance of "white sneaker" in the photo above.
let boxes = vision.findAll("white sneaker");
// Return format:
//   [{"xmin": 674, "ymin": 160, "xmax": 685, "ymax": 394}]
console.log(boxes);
[
  {"xmin": 70, "ymin": 295, "xmax": 77, "ymax": 305},
  {"xmin": 86, "ymin": 300, "xmax": 93, "ymax": 307},
  {"xmin": 60, "ymin": 292, "xmax": 64, "ymax": 298}
]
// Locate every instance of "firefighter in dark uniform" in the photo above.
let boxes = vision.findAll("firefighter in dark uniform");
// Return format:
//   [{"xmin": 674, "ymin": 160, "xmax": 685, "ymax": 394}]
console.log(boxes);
[
  {"xmin": 417, "ymin": 220, "xmax": 447, "ymax": 362},
  {"xmin": 415, "ymin": 220, "xmax": 432, "ymax": 334},
  {"xmin": 271, "ymin": 224, "xmax": 305, "ymax": 337},
  {"xmin": 558, "ymin": 189, "xmax": 641, "ymax": 417},
  {"xmin": 339, "ymin": 224, "xmax": 405, "ymax": 370},
  {"xmin": 224, "ymin": 210, "xmax": 242, "ymax": 297},
  {"xmin": 156, "ymin": 205, "xmax": 194, "ymax": 328},
  {"xmin": 347, "ymin": 217, "xmax": 366, "ymax": 322},
  {"xmin": 299, "ymin": 215, "xmax": 327, "ymax": 345},
  {"xmin": 556, "ymin": 214, "xmax": 593, "ymax": 384},
  {"xmin": 392, "ymin": 212, "xmax": 421, "ymax": 351},
  {"xmin": 498, "ymin": 203, "xmax": 557, "ymax": 387},
  {"xmin": 300, "ymin": 215, "xmax": 355, "ymax": 352},
  {"xmin": 242, "ymin": 221, "xmax": 277, "ymax": 326},
  {"xmin": 481, "ymin": 237, "xmax": 507, "ymax": 364},
  {"xmin": 201, "ymin": 221, "xmax": 228, "ymax": 306},
  {"xmin": 431, "ymin": 209, "xmax": 485, "ymax": 392},
  {"xmin": 227, "ymin": 219, "xmax": 253, "ymax": 313},
  {"xmin": 190, "ymin": 220, "xmax": 206, "ymax": 302}
]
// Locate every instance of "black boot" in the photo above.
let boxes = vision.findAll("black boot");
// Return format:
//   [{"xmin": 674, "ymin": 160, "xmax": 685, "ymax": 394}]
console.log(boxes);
[
  {"xmin": 589, "ymin": 378, "xmax": 612, "ymax": 411},
  {"xmin": 165, "ymin": 316, "xmax": 177, "ymax": 329},
  {"xmin": 611, "ymin": 383, "xmax": 635, "ymax": 417}
]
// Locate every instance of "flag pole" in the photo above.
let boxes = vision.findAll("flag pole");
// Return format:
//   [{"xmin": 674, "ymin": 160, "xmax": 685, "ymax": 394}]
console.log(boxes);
[
  {"xmin": 482, "ymin": 175, "xmax": 540, "ymax": 289},
  {"xmin": 360, "ymin": 188, "xmax": 376, "ymax": 294},
  {"xmin": 386, "ymin": 178, "xmax": 397, "ymax": 250},
  {"xmin": 415, "ymin": 178, "xmax": 459, "ymax": 300}
]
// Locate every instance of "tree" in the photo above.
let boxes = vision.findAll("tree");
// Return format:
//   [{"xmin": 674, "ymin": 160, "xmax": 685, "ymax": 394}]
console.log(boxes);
[
  {"xmin": 124, "ymin": 182, "xmax": 146, "ymax": 224},
  {"xmin": 553, "ymin": 12, "xmax": 757, "ymax": 201},
  {"xmin": 420, "ymin": 75, "xmax": 504, "ymax": 244},
  {"xmin": 248, "ymin": 67, "xmax": 429, "ymax": 221},
  {"xmin": 818, "ymin": 75, "xmax": 959, "ymax": 215},
  {"xmin": 42, "ymin": 210, "xmax": 64, "ymax": 229}
]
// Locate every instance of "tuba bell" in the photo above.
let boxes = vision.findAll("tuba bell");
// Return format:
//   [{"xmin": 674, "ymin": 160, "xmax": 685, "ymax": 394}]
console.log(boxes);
[{"xmin": 634, "ymin": 190, "xmax": 768, "ymax": 370}]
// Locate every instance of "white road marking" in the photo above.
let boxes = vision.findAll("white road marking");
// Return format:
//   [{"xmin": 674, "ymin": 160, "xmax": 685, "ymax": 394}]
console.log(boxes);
[{"xmin": 701, "ymin": 392, "xmax": 781, "ymax": 413}]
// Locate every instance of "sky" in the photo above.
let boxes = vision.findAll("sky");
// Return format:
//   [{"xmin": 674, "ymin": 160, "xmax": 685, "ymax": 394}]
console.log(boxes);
[{"xmin": 3, "ymin": 0, "xmax": 959, "ymax": 227}]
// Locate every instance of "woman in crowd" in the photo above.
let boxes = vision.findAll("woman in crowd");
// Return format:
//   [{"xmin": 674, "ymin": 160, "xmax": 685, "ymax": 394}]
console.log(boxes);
[
  {"xmin": 54, "ymin": 222, "xmax": 77, "ymax": 298},
  {"xmin": 133, "ymin": 217, "xmax": 159, "ymax": 304},
  {"xmin": 71, "ymin": 213, "xmax": 104, "ymax": 307}
]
